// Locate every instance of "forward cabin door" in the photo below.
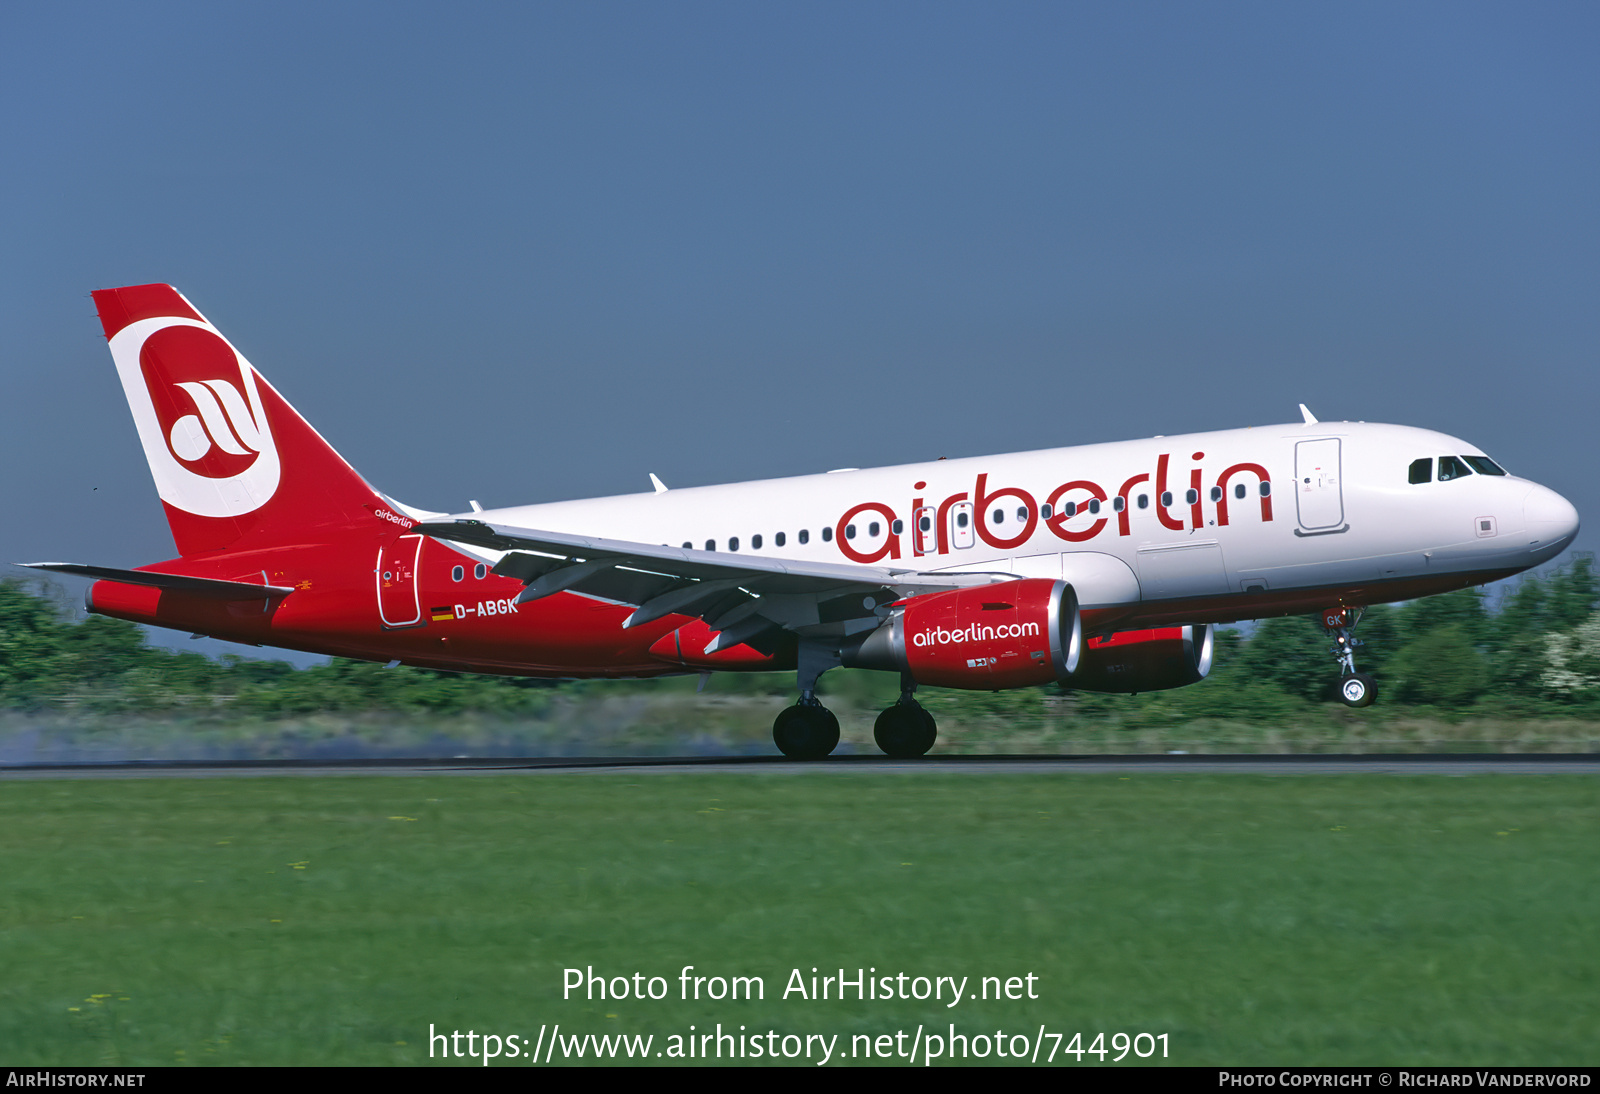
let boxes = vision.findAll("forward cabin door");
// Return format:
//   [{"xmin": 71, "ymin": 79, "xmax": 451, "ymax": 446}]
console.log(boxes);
[
  {"xmin": 1294, "ymin": 438, "xmax": 1346, "ymax": 532},
  {"xmin": 377, "ymin": 534, "xmax": 425, "ymax": 628}
]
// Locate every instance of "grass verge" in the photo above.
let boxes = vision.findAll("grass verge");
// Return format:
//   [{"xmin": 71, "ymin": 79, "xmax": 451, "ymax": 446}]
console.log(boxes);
[{"xmin": 1, "ymin": 772, "xmax": 1594, "ymax": 1065}]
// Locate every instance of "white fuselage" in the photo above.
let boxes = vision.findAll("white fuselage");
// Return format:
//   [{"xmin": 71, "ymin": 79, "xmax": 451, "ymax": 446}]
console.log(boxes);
[{"xmin": 445, "ymin": 420, "xmax": 1578, "ymax": 621}]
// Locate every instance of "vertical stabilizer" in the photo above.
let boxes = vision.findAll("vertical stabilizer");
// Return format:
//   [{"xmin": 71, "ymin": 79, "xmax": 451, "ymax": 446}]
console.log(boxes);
[{"xmin": 92, "ymin": 283, "xmax": 396, "ymax": 557}]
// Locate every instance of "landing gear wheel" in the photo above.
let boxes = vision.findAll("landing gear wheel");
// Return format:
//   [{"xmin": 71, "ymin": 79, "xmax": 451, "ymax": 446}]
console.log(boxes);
[
  {"xmin": 873, "ymin": 702, "xmax": 937, "ymax": 758},
  {"xmin": 773, "ymin": 704, "xmax": 840, "ymax": 759},
  {"xmin": 1338, "ymin": 673, "xmax": 1375, "ymax": 708}
]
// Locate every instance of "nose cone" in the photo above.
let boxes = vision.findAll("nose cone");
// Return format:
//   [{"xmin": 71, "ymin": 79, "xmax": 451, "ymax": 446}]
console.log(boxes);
[{"xmin": 1524, "ymin": 484, "xmax": 1580, "ymax": 557}]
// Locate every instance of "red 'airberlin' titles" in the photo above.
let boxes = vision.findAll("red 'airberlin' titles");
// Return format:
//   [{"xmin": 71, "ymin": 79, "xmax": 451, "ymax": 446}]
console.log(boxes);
[
  {"xmin": 833, "ymin": 453, "xmax": 1274, "ymax": 563},
  {"xmin": 912, "ymin": 620, "xmax": 1041, "ymax": 647}
]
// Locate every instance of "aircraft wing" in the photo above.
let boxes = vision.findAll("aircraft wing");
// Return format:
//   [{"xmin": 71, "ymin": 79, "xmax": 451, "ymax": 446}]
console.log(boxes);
[{"xmin": 413, "ymin": 518, "xmax": 1010, "ymax": 653}]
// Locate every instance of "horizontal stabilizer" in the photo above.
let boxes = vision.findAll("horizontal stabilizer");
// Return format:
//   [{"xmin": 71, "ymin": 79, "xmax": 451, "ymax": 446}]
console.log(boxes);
[{"xmin": 17, "ymin": 563, "xmax": 295, "ymax": 600}]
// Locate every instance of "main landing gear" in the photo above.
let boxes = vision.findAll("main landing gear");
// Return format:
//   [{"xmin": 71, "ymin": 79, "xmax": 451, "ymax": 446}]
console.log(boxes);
[
  {"xmin": 772, "ymin": 699, "xmax": 840, "ymax": 760},
  {"xmin": 771, "ymin": 647, "xmax": 939, "ymax": 759},
  {"xmin": 1321, "ymin": 606, "xmax": 1375, "ymax": 708},
  {"xmin": 873, "ymin": 675, "xmax": 937, "ymax": 759},
  {"xmin": 773, "ymin": 641, "xmax": 844, "ymax": 759}
]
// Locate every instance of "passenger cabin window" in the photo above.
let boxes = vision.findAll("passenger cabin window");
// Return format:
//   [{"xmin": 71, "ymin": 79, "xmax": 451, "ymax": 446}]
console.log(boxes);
[
  {"xmin": 1113, "ymin": 496, "xmax": 1125, "ymax": 512},
  {"xmin": 1137, "ymin": 494, "xmax": 1149, "ymax": 509},
  {"xmin": 682, "ymin": 542, "xmax": 692, "ymax": 549},
  {"xmin": 1464, "ymin": 456, "xmax": 1506, "ymax": 476},
  {"xmin": 729, "ymin": 537, "xmax": 740, "ymax": 551},
  {"xmin": 775, "ymin": 532, "xmax": 786, "ymax": 547},
  {"xmin": 822, "ymin": 527, "xmax": 833, "ymax": 542},
  {"xmin": 452, "ymin": 565, "xmax": 464, "ymax": 582},
  {"xmin": 705, "ymin": 539, "xmax": 716, "ymax": 551},
  {"xmin": 474, "ymin": 563, "xmax": 487, "ymax": 579},
  {"xmin": 799, "ymin": 529, "xmax": 809, "ymax": 545},
  {"xmin": 1438, "ymin": 456, "xmax": 1473, "ymax": 482},
  {"xmin": 1408, "ymin": 458, "xmax": 1432, "ymax": 484},
  {"xmin": 752, "ymin": 534, "xmax": 762, "ymax": 549}
]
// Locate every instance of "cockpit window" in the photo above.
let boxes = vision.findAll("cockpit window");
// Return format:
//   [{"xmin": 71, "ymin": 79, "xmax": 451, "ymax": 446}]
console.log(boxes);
[
  {"xmin": 1463, "ymin": 455, "xmax": 1506, "ymax": 476},
  {"xmin": 1408, "ymin": 458, "xmax": 1432, "ymax": 484},
  {"xmin": 1437, "ymin": 456, "xmax": 1473, "ymax": 482}
]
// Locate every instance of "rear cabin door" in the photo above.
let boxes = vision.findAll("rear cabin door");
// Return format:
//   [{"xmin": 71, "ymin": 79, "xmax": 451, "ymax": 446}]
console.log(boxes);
[
  {"xmin": 1294, "ymin": 438, "xmax": 1346, "ymax": 531},
  {"xmin": 376, "ymin": 534, "xmax": 425, "ymax": 628}
]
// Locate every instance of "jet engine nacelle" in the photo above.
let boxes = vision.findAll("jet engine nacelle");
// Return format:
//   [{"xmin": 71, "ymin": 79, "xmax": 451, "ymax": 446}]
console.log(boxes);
[
  {"xmin": 847, "ymin": 578, "xmax": 1081, "ymax": 690},
  {"xmin": 1068, "ymin": 626, "xmax": 1214, "ymax": 693}
]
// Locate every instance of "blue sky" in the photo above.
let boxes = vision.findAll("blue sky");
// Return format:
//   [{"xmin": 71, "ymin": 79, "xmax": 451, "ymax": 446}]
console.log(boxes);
[{"xmin": 3, "ymin": 3, "xmax": 1596, "ymax": 656}]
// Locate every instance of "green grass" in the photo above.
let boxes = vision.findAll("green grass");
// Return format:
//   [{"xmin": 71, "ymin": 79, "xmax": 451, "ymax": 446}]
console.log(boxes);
[{"xmin": 1, "ymin": 774, "xmax": 1595, "ymax": 1065}]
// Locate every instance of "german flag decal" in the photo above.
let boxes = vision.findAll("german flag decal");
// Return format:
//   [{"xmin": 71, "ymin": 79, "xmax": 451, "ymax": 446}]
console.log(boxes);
[{"xmin": 430, "ymin": 606, "xmax": 454, "ymax": 622}]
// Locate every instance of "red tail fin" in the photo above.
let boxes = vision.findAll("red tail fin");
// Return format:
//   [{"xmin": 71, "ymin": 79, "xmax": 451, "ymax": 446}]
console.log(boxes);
[{"xmin": 93, "ymin": 284, "xmax": 400, "ymax": 557}]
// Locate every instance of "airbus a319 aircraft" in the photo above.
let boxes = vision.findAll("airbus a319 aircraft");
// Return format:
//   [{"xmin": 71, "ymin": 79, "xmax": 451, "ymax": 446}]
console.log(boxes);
[{"xmin": 25, "ymin": 284, "xmax": 1581, "ymax": 758}]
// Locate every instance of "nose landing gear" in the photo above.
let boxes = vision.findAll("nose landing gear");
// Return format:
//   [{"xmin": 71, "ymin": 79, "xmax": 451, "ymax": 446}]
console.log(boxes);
[
  {"xmin": 1322, "ymin": 606, "xmax": 1375, "ymax": 708},
  {"xmin": 1338, "ymin": 673, "xmax": 1375, "ymax": 707}
]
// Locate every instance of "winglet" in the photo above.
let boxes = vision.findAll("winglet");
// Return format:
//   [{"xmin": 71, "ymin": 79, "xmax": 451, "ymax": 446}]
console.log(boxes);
[
  {"xmin": 649, "ymin": 473, "xmax": 669, "ymax": 494},
  {"xmin": 1299, "ymin": 403, "xmax": 1318, "ymax": 424}
]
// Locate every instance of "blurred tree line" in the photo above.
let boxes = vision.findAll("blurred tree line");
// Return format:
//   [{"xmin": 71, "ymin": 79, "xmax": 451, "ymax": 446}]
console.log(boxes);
[
  {"xmin": 1094, "ymin": 553, "xmax": 1600, "ymax": 723},
  {"xmin": 1, "ymin": 556, "xmax": 1597, "ymax": 719},
  {"xmin": 0, "ymin": 581, "xmax": 557, "ymax": 716}
]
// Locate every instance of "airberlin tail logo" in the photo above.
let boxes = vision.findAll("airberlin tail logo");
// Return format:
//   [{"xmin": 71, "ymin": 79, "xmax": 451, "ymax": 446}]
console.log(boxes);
[
  {"xmin": 109, "ymin": 316, "xmax": 282, "ymax": 518},
  {"xmin": 166, "ymin": 378, "xmax": 264, "ymax": 471}
]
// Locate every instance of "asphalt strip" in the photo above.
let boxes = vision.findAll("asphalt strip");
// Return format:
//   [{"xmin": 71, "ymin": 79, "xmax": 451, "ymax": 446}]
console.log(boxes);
[{"xmin": 1, "ymin": 755, "xmax": 1597, "ymax": 779}]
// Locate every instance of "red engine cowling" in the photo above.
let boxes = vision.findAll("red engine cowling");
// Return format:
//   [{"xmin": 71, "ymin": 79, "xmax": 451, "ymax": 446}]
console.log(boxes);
[
  {"xmin": 1068, "ymin": 626, "xmax": 1213, "ymax": 693},
  {"xmin": 846, "ymin": 578, "xmax": 1081, "ymax": 690}
]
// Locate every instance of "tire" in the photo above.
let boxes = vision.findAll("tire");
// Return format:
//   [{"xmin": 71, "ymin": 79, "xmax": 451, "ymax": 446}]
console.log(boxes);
[
  {"xmin": 1338, "ymin": 673, "xmax": 1375, "ymax": 708},
  {"xmin": 773, "ymin": 705, "xmax": 840, "ymax": 759},
  {"xmin": 873, "ymin": 702, "xmax": 937, "ymax": 758}
]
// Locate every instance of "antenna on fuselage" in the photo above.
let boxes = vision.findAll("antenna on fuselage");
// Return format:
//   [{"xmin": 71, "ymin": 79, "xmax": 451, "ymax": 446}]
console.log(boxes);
[{"xmin": 1299, "ymin": 404, "xmax": 1319, "ymax": 424}]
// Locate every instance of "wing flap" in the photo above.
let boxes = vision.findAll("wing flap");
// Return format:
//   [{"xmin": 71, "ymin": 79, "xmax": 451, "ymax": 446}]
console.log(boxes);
[
  {"xmin": 414, "ymin": 518, "xmax": 1012, "ymax": 641},
  {"xmin": 417, "ymin": 519, "xmax": 919, "ymax": 590}
]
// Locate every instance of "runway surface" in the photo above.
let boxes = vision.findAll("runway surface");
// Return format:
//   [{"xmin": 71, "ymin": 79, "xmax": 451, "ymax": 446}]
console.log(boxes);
[{"xmin": 2, "ymin": 754, "xmax": 1597, "ymax": 779}]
